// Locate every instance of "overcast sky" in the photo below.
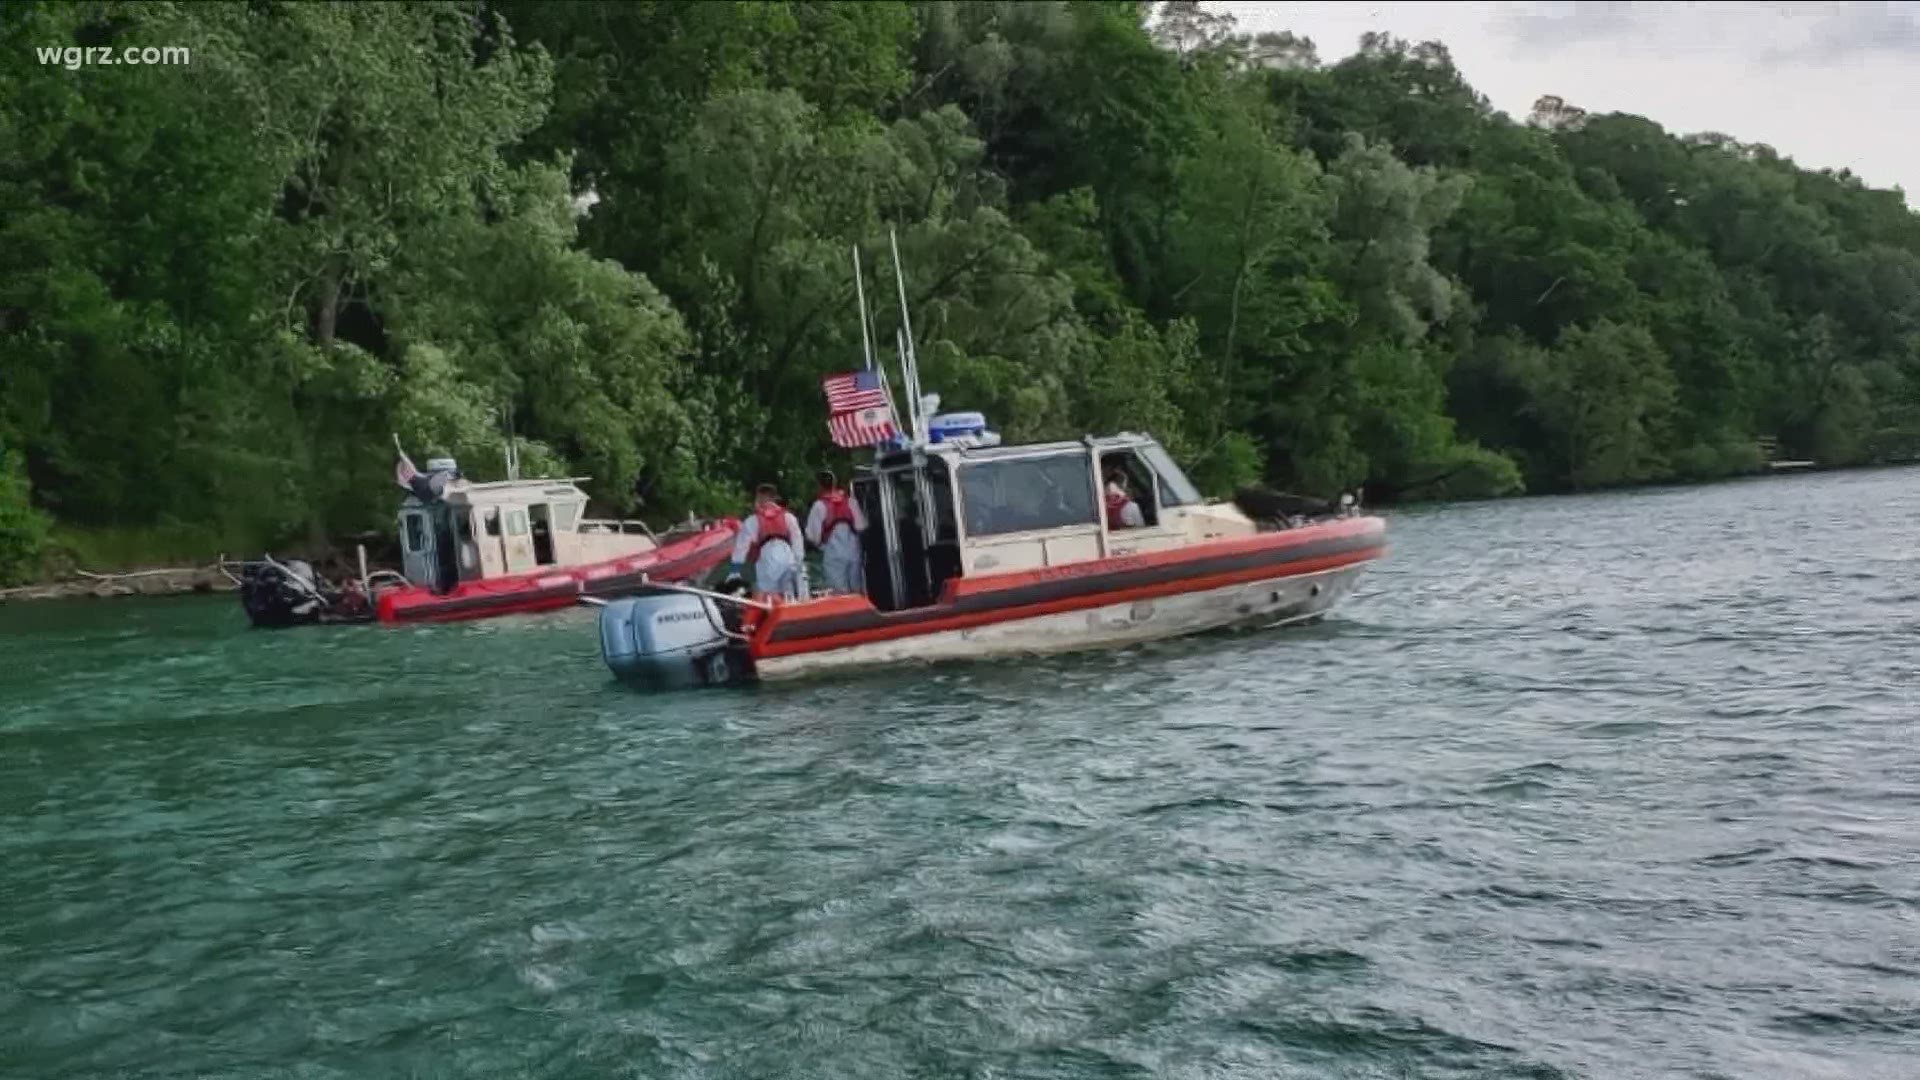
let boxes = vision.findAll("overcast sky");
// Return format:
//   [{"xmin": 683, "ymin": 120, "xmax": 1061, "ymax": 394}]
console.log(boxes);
[{"xmin": 1216, "ymin": 1, "xmax": 1920, "ymax": 203}]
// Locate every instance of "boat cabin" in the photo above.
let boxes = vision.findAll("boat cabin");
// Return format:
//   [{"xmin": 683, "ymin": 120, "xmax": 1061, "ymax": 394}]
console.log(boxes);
[
  {"xmin": 850, "ymin": 432, "xmax": 1257, "ymax": 612},
  {"xmin": 398, "ymin": 468, "xmax": 656, "ymax": 592}
]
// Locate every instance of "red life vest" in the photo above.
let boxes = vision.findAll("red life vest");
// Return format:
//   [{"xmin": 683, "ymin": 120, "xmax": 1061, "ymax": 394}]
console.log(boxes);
[
  {"xmin": 1105, "ymin": 487, "xmax": 1132, "ymax": 529},
  {"xmin": 816, "ymin": 490, "xmax": 857, "ymax": 542},
  {"xmin": 747, "ymin": 502, "xmax": 795, "ymax": 563}
]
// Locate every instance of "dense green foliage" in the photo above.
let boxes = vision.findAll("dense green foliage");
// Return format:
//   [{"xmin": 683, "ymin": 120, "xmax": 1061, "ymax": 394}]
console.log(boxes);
[
  {"xmin": 0, "ymin": 438, "xmax": 51, "ymax": 583},
  {"xmin": 4, "ymin": 1, "xmax": 1917, "ymax": 578}
]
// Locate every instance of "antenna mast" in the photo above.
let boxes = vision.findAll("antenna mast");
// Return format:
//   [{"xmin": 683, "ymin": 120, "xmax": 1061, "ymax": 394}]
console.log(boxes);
[
  {"xmin": 502, "ymin": 402, "xmax": 520, "ymax": 481},
  {"xmin": 851, "ymin": 245, "xmax": 876, "ymax": 372},
  {"xmin": 888, "ymin": 229, "xmax": 925, "ymax": 447},
  {"xmin": 854, "ymin": 244, "xmax": 910, "ymax": 455}
]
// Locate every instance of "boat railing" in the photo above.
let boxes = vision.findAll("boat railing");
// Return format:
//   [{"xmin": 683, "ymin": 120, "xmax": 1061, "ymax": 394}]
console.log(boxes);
[
  {"xmin": 579, "ymin": 576, "xmax": 771, "ymax": 614},
  {"xmin": 577, "ymin": 575, "xmax": 767, "ymax": 643},
  {"xmin": 579, "ymin": 518, "xmax": 659, "ymax": 543}
]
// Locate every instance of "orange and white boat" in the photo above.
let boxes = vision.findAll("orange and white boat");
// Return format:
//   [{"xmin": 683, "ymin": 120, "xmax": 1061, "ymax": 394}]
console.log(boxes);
[{"xmin": 597, "ymin": 430, "xmax": 1384, "ymax": 688}]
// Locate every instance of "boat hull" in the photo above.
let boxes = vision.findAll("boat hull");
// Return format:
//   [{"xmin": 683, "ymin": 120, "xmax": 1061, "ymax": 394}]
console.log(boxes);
[
  {"xmin": 374, "ymin": 520, "xmax": 738, "ymax": 625},
  {"xmin": 753, "ymin": 559, "xmax": 1367, "ymax": 681},
  {"xmin": 739, "ymin": 515, "xmax": 1385, "ymax": 683},
  {"xmin": 592, "ymin": 516, "xmax": 1383, "ymax": 687}
]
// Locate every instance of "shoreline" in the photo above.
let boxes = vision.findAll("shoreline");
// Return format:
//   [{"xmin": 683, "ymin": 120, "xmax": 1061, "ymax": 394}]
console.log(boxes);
[{"xmin": 7, "ymin": 460, "xmax": 1914, "ymax": 605}]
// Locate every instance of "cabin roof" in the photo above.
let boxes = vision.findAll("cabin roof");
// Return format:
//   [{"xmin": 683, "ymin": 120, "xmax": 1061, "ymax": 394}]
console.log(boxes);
[
  {"xmin": 401, "ymin": 477, "xmax": 590, "ymax": 509},
  {"xmin": 454, "ymin": 478, "xmax": 590, "ymax": 494},
  {"xmin": 873, "ymin": 432, "xmax": 1162, "ymax": 470}
]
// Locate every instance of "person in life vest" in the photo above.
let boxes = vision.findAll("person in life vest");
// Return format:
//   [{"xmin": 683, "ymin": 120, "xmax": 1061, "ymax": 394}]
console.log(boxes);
[
  {"xmin": 1105, "ymin": 469, "xmax": 1145, "ymax": 529},
  {"xmin": 805, "ymin": 469, "xmax": 868, "ymax": 594},
  {"xmin": 729, "ymin": 483, "xmax": 807, "ymax": 600}
]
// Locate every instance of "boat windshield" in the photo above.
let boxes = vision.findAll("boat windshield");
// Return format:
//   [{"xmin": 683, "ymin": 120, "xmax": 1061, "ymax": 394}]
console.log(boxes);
[
  {"xmin": 1139, "ymin": 443, "xmax": 1203, "ymax": 507},
  {"xmin": 960, "ymin": 453, "xmax": 1098, "ymax": 536}
]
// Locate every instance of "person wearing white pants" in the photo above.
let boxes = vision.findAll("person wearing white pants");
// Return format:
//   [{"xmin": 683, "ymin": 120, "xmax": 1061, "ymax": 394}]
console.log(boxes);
[
  {"xmin": 730, "ymin": 484, "xmax": 807, "ymax": 601},
  {"xmin": 805, "ymin": 470, "xmax": 868, "ymax": 595}
]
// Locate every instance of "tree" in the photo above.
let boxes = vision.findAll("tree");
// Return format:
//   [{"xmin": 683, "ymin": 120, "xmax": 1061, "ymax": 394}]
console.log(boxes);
[
  {"xmin": 648, "ymin": 89, "xmax": 1101, "ymax": 492},
  {"xmin": 1165, "ymin": 92, "xmax": 1326, "ymax": 385},
  {"xmin": 503, "ymin": 0, "xmax": 916, "ymax": 273},
  {"xmin": 1527, "ymin": 321, "xmax": 1679, "ymax": 488},
  {"xmin": 1528, "ymin": 94, "xmax": 1588, "ymax": 133},
  {"xmin": 1324, "ymin": 134, "xmax": 1468, "ymax": 344},
  {"xmin": 1152, "ymin": 1, "xmax": 1238, "ymax": 65},
  {"xmin": 1236, "ymin": 31, "xmax": 1319, "ymax": 72}
]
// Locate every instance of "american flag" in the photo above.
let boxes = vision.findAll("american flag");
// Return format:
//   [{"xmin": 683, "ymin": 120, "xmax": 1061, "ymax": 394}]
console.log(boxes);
[
  {"xmin": 823, "ymin": 370, "xmax": 888, "ymax": 412},
  {"xmin": 821, "ymin": 371, "xmax": 899, "ymax": 448}
]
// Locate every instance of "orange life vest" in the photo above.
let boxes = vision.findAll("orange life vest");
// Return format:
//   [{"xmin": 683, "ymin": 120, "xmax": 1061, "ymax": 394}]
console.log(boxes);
[
  {"xmin": 816, "ymin": 489, "xmax": 857, "ymax": 542},
  {"xmin": 1105, "ymin": 487, "xmax": 1132, "ymax": 529},
  {"xmin": 747, "ymin": 502, "xmax": 795, "ymax": 562}
]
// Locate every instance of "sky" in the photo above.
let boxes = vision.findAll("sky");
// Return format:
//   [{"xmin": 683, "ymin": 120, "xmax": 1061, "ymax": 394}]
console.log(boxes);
[{"xmin": 1216, "ymin": 1, "xmax": 1920, "ymax": 203}]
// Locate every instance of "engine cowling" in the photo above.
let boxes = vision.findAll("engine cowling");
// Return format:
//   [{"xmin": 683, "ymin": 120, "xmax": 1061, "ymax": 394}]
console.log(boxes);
[{"xmin": 598, "ymin": 592, "xmax": 746, "ymax": 689}]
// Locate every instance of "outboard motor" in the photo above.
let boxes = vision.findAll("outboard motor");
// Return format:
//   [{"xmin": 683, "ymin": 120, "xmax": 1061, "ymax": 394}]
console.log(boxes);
[
  {"xmin": 598, "ymin": 591, "xmax": 749, "ymax": 690},
  {"xmin": 240, "ymin": 559, "xmax": 324, "ymax": 629},
  {"xmin": 1233, "ymin": 486, "xmax": 1334, "ymax": 530}
]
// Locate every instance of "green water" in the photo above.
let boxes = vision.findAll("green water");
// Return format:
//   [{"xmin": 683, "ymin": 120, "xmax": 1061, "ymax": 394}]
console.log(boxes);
[{"xmin": 3, "ymin": 470, "xmax": 1917, "ymax": 1079}]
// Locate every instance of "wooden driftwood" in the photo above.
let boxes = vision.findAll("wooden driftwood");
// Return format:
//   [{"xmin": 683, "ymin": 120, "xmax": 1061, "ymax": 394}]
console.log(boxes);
[{"xmin": 0, "ymin": 564, "xmax": 237, "ymax": 603}]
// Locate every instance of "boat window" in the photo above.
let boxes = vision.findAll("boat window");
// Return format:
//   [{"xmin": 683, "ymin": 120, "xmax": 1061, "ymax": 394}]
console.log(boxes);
[
  {"xmin": 506, "ymin": 509, "xmax": 528, "ymax": 537},
  {"xmin": 889, "ymin": 469, "xmax": 933, "ymax": 607},
  {"xmin": 454, "ymin": 510, "xmax": 478, "ymax": 577},
  {"xmin": 552, "ymin": 503, "xmax": 581, "ymax": 532},
  {"xmin": 922, "ymin": 458, "xmax": 962, "ymax": 596},
  {"xmin": 924, "ymin": 459, "xmax": 958, "ymax": 543},
  {"xmin": 852, "ymin": 476, "xmax": 898, "ymax": 610},
  {"xmin": 482, "ymin": 507, "xmax": 501, "ymax": 537},
  {"xmin": 1100, "ymin": 450, "xmax": 1160, "ymax": 528},
  {"xmin": 960, "ymin": 453, "xmax": 1097, "ymax": 537},
  {"xmin": 529, "ymin": 504, "xmax": 556, "ymax": 566},
  {"xmin": 404, "ymin": 513, "xmax": 428, "ymax": 554},
  {"xmin": 1139, "ymin": 443, "xmax": 1203, "ymax": 507}
]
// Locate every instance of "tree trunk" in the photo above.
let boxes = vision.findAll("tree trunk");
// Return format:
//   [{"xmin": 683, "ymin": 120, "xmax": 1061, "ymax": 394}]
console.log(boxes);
[
  {"xmin": 315, "ymin": 269, "xmax": 342, "ymax": 348},
  {"xmin": 1224, "ymin": 167, "xmax": 1265, "ymax": 395}
]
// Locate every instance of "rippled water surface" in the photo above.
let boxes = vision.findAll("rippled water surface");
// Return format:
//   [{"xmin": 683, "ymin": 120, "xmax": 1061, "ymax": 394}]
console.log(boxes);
[{"xmin": 4, "ymin": 470, "xmax": 1919, "ymax": 1079}]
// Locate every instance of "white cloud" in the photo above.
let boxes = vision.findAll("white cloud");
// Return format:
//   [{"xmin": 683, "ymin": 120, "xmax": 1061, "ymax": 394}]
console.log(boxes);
[{"xmin": 1214, "ymin": 1, "xmax": 1920, "ymax": 203}]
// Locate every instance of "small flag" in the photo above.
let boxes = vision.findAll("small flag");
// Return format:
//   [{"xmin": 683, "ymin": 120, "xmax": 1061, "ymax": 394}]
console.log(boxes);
[
  {"xmin": 828, "ymin": 405, "xmax": 901, "ymax": 448},
  {"xmin": 393, "ymin": 434, "xmax": 420, "ymax": 491}
]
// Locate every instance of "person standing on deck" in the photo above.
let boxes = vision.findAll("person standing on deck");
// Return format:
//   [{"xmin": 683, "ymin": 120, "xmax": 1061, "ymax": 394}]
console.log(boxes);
[
  {"xmin": 805, "ymin": 469, "xmax": 867, "ymax": 594},
  {"xmin": 1105, "ymin": 470, "xmax": 1145, "ymax": 529},
  {"xmin": 730, "ymin": 484, "xmax": 806, "ymax": 600}
]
